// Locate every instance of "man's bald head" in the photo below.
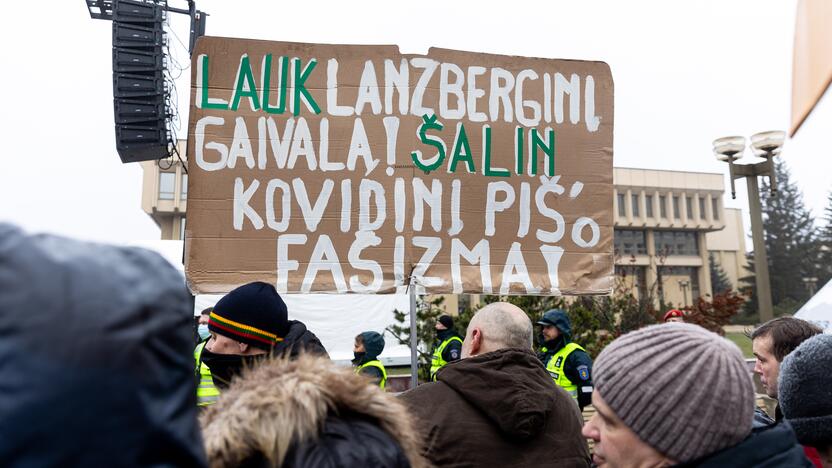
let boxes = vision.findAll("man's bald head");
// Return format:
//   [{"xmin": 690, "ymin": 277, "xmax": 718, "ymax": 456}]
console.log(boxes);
[{"xmin": 462, "ymin": 302, "xmax": 533, "ymax": 358}]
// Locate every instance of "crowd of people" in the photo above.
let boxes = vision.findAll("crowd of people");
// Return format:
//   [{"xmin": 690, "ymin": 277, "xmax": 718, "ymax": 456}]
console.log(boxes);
[{"xmin": 2, "ymin": 224, "xmax": 831, "ymax": 467}]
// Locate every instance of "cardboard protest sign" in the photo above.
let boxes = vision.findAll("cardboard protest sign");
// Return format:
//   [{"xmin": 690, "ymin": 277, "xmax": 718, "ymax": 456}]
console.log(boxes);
[{"xmin": 185, "ymin": 37, "xmax": 614, "ymax": 295}]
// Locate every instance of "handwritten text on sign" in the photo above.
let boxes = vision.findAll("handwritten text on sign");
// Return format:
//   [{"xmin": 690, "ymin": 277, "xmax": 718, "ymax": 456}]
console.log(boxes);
[{"xmin": 185, "ymin": 39, "xmax": 614, "ymax": 295}]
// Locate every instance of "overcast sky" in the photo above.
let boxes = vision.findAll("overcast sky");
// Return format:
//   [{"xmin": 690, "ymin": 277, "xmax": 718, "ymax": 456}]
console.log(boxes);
[{"xmin": 1, "ymin": 0, "xmax": 827, "ymax": 245}]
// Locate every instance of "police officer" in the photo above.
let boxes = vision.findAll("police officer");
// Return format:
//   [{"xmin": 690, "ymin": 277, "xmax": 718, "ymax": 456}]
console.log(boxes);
[
  {"xmin": 663, "ymin": 308, "xmax": 685, "ymax": 323},
  {"xmin": 536, "ymin": 309, "xmax": 593, "ymax": 410},
  {"xmin": 430, "ymin": 314, "xmax": 463, "ymax": 381},
  {"xmin": 353, "ymin": 331, "xmax": 387, "ymax": 389}
]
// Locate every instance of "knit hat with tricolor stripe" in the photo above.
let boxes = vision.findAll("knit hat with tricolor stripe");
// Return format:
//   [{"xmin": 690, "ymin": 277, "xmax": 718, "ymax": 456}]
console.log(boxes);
[
  {"xmin": 593, "ymin": 323, "xmax": 754, "ymax": 463},
  {"xmin": 209, "ymin": 282, "xmax": 289, "ymax": 350}
]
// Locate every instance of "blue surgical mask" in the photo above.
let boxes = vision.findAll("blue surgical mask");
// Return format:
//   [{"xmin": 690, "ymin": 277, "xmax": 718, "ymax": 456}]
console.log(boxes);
[{"xmin": 198, "ymin": 324, "xmax": 211, "ymax": 340}]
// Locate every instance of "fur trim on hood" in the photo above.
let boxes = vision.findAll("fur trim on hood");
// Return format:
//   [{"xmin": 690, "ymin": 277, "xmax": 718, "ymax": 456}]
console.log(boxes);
[{"xmin": 200, "ymin": 354, "xmax": 428, "ymax": 468}]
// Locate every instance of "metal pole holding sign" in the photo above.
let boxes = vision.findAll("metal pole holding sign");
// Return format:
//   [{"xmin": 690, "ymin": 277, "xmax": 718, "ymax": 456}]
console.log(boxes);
[{"xmin": 409, "ymin": 286, "xmax": 418, "ymax": 390}]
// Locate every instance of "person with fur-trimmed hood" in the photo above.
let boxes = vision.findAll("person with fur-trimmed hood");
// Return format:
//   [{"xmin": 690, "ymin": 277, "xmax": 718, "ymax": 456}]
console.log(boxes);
[{"xmin": 200, "ymin": 354, "xmax": 428, "ymax": 468}]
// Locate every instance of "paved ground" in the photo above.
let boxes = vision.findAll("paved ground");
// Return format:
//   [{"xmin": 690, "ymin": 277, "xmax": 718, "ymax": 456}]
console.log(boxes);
[{"xmin": 724, "ymin": 324, "xmax": 753, "ymax": 333}]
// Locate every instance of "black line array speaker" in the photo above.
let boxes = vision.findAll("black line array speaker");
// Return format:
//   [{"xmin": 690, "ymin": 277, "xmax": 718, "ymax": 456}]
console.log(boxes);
[{"xmin": 112, "ymin": 0, "xmax": 167, "ymax": 163}]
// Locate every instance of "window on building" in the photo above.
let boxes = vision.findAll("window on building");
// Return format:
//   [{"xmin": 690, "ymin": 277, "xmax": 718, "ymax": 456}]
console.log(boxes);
[
  {"xmin": 631, "ymin": 194, "xmax": 640, "ymax": 217},
  {"xmin": 699, "ymin": 197, "xmax": 706, "ymax": 220},
  {"xmin": 660, "ymin": 195, "xmax": 667, "ymax": 218},
  {"xmin": 458, "ymin": 295, "xmax": 471, "ymax": 313},
  {"xmin": 645, "ymin": 195, "xmax": 654, "ymax": 218},
  {"xmin": 617, "ymin": 193, "xmax": 625, "ymax": 217},
  {"xmin": 673, "ymin": 196, "xmax": 680, "ymax": 219},
  {"xmin": 181, "ymin": 173, "xmax": 188, "ymax": 200},
  {"xmin": 654, "ymin": 231, "xmax": 699, "ymax": 256},
  {"xmin": 615, "ymin": 265, "xmax": 648, "ymax": 300},
  {"xmin": 685, "ymin": 196, "xmax": 693, "ymax": 219},
  {"xmin": 159, "ymin": 172, "xmax": 175, "ymax": 200},
  {"xmin": 657, "ymin": 266, "xmax": 700, "ymax": 306},
  {"xmin": 179, "ymin": 217, "xmax": 186, "ymax": 240},
  {"xmin": 712, "ymin": 198, "xmax": 719, "ymax": 220},
  {"xmin": 614, "ymin": 229, "xmax": 647, "ymax": 256}
]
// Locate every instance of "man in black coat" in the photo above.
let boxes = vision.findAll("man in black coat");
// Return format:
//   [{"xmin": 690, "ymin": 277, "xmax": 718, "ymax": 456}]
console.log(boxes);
[{"xmin": 196, "ymin": 282, "xmax": 328, "ymax": 404}]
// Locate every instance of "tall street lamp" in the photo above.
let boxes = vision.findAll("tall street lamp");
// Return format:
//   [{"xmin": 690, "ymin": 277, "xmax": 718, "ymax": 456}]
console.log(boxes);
[{"xmin": 713, "ymin": 131, "xmax": 785, "ymax": 323}]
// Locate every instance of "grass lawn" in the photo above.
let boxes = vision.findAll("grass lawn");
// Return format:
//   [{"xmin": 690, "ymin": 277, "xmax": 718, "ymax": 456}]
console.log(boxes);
[{"xmin": 726, "ymin": 331, "xmax": 753, "ymax": 358}]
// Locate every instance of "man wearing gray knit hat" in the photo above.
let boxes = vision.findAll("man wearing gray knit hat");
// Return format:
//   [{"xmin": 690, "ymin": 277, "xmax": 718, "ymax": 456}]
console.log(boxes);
[
  {"xmin": 779, "ymin": 333, "xmax": 832, "ymax": 467},
  {"xmin": 582, "ymin": 323, "xmax": 812, "ymax": 467}
]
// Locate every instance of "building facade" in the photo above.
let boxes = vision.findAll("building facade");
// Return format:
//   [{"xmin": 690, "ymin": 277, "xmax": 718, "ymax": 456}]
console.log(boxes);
[
  {"xmin": 613, "ymin": 167, "xmax": 741, "ymax": 308},
  {"xmin": 140, "ymin": 145, "xmax": 746, "ymax": 308},
  {"xmin": 139, "ymin": 142, "xmax": 188, "ymax": 240}
]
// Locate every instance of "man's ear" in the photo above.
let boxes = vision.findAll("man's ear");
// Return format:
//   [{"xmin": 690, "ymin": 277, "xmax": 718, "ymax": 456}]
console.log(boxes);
[
  {"xmin": 469, "ymin": 328, "xmax": 482, "ymax": 356},
  {"xmin": 238, "ymin": 341, "xmax": 249, "ymax": 354}
]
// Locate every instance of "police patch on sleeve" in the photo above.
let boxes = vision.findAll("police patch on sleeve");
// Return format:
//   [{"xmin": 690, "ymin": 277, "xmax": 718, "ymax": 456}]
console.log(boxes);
[
  {"xmin": 449, "ymin": 348, "xmax": 460, "ymax": 360},
  {"xmin": 577, "ymin": 365, "xmax": 590, "ymax": 381}
]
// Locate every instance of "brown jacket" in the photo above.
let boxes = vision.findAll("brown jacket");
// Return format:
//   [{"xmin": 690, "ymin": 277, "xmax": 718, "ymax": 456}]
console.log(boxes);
[{"xmin": 400, "ymin": 348, "xmax": 590, "ymax": 468}]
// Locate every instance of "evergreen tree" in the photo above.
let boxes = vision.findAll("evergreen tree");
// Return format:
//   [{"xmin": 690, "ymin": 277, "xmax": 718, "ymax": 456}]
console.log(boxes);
[
  {"xmin": 709, "ymin": 252, "xmax": 732, "ymax": 295},
  {"xmin": 818, "ymin": 191, "xmax": 832, "ymax": 286},
  {"xmin": 740, "ymin": 160, "xmax": 818, "ymax": 318},
  {"xmin": 738, "ymin": 251, "xmax": 758, "ymax": 321},
  {"xmin": 385, "ymin": 296, "xmax": 446, "ymax": 381}
]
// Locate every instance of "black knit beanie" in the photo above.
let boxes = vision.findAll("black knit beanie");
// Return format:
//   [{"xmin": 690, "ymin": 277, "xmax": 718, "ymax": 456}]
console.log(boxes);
[
  {"xmin": 209, "ymin": 282, "xmax": 289, "ymax": 350},
  {"xmin": 779, "ymin": 333, "xmax": 832, "ymax": 446},
  {"xmin": 438, "ymin": 315, "xmax": 454, "ymax": 329}
]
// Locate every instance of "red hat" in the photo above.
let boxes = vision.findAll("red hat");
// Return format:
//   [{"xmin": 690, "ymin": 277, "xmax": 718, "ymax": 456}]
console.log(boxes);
[{"xmin": 663, "ymin": 309, "xmax": 685, "ymax": 322}]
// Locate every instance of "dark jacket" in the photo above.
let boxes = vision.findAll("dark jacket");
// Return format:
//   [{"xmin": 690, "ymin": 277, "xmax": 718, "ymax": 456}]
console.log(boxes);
[
  {"xmin": 675, "ymin": 421, "xmax": 812, "ymax": 467},
  {"xmin": 537, "ymin": 310, "xmax": 593, "ymax": 409},
  {"xmin": 273, "ymin": 320, "xmax": 329, "ymax": 359},
  {"xmin": 400, "ymin": 348, "xmax": 591, "ymax": 468},
  {"xmin": 0, "ymin": 223, "xmax": 206, "ymax": 467},
  {"xmin": 753, "ymin": 407, "xmax": 775, "ymax": 428},
  {"xmin": 201, "ymin": 355, "xmax": 428, "ymax": 468}
]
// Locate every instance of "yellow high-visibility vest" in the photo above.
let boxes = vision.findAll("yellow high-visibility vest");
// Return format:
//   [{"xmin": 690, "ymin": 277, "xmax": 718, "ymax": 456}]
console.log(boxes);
[
  {"xmin": 544, "ymin": 342, "xmax": 586, "ymax": 400},
  {"xmin": 194, "ymin": 341, "xmax": 220, "ymax": 407},
  {"xmin": 355, "ymin": 359, "xmax": 387, "ymax": 389},
  {"xmin": 430, "ymin": 336, "xmax": 463, "ymax": 381}
]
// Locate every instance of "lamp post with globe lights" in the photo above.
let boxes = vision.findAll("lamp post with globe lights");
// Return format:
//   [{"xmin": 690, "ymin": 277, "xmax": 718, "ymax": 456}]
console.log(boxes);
[{"xmin": 713, "ymin": 131, "xmax": 786, "ymax": 323}]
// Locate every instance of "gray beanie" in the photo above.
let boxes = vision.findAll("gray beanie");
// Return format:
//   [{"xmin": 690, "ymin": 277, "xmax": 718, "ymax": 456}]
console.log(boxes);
[
  {"xmin": 779, "ymin": 333, "xmax": 832, "ymax": 446},
  {"xmin": 594, "ymin": 323, "xmax": 754, "ymax": 463}
]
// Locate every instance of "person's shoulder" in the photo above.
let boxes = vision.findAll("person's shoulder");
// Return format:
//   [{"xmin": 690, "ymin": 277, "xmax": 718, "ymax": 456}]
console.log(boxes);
[
  {"xmin": 399, "ymin": 381, "xmax": 452, "ymax": 404},
  {"xmin": 287, "ymin": 322, "xmax": 329, "ymax": 355},
  {"xmin": 359, "ymin": 364, "xmax": 383, "ymax": 377},
  {"xmin": 568, "ymin": 345, "xmax": 592, "ymax": 361}
]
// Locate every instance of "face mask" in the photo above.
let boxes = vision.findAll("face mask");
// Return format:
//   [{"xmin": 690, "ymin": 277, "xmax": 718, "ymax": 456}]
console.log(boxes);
[
  {"xmin": 197, "ymin": 324, "xmax": 211, "ymax": 341},
  {"xmin": 200, "ymin": 348, "xmax": 264, "ymax": 389},
  {"xmin": 353, "ymin": 351, "xmax": 366, "ymax": 363}
]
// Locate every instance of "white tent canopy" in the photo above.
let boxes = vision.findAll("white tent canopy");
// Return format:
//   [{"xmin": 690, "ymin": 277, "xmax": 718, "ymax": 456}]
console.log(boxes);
[
  {"xmin": 795, "ymin": 278, "xmax": 832, "ymax": 332},
  {"xmin": 195, "ymin": 294, "xmax": 411, "ymax": 364},
  {"xmin": 130, "ymin": 240, "xmax": 414, "ymax": 365}
]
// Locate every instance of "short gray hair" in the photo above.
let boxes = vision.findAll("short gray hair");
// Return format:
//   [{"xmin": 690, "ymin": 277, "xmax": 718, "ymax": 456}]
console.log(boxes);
[{"xmin": 470, "ymin": 302, "xmax": 532, "ymax": 350}]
